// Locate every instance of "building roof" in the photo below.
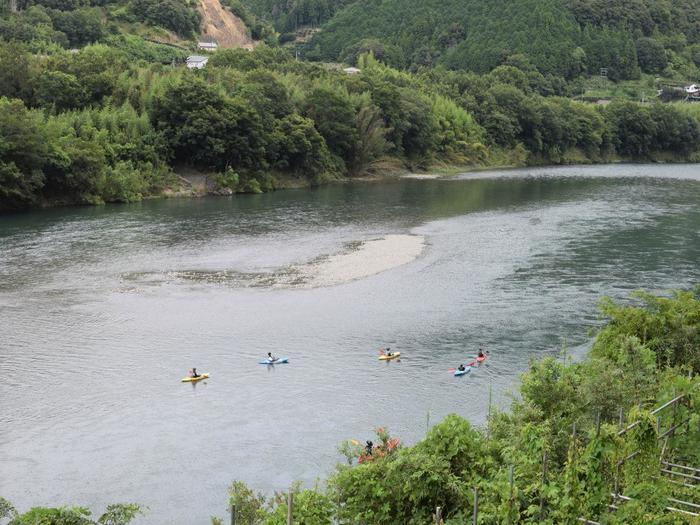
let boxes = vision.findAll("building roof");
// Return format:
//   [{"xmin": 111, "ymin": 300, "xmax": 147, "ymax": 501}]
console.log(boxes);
[
  {"xmin": 343, "ymin": 67, "xmax": 361, "ymax": 74},
  {"xmin": 198, "ymin": 41, "xmax": 218, "ymax": 48},
  {"xmin": 187, "ymin": 55, "xmax": 209, "ymax": 63}
]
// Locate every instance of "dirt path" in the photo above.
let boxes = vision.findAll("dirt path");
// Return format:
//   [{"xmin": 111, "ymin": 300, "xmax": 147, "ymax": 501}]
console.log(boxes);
[{"xmin": 198, "ymin": 0, "xmax": 255, "ymax": 49}]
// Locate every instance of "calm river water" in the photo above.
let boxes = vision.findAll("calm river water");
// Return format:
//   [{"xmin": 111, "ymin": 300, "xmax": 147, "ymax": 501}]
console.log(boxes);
[{"xmin": 1, "ymin": 164, "xmax": 699, "ymax": 523}]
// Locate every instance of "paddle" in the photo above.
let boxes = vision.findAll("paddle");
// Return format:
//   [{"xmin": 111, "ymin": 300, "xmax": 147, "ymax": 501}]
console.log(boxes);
[{"xmin": 449, "ymin": 360, "xmax": 476, "ymax": 372}]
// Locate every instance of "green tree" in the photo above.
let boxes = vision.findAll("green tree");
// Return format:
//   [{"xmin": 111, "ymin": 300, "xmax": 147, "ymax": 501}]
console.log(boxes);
[
  {"xmin": 34, "ymin": 70, "xmax": 86, "ymax": 111},
  {"xmin": 262, "ymin": 490, "xmax": 334, "ymax": 525},
  {"xmin": 303, "ymin": 84, "xmax": 357, "ymax": 165},
  {"xmin": 226, "ymin": 480, "xmax": 267, "ymax": 525},
  {"xmin": 150, "ymin": 76, "xmax": 266, "ymax": 171},
  {"xmin": 0, "ymin": 500, "xmax": 141, "ymax": 525},
  {"xmin": 593, "ymin": 289, "xmax": 700, "ymax": 373},
  {"xmin": 43, "ymin": 134, "xmax": 107, "ymax": 203},
  {"xmin": 269, "ymin": 113, "xmax": 335, "ymax": 180},
  {"xmin": 604, "ymin": 101, "xmax": 656, "ymax": 157},
  {"xmin": 130, "ymin": 0, "xmax": 201, "ymax": 37},
  {"xmin": 396, "ymin": 88, "xmax": 437, "ymax": 165},
  {"xmin": 339, "ymin": 39, "xmax": 406, "ymax": 68},
  {"xmin": 0, "ymin": 43, "xmax": 34, "ymax": 103},
  {"xmin": 46, "ymin": 7, "xmax": 103, "ymax": 47},
  {"xmin": 347, "ymin": 98, "xmax": 390, "ymax": 175},
  {"xmin": 0, "ymin": 98, "xmax": 47, "ymax": 210},
  {"xmin": 636, "ymin": 37, "xmax": 668, "ymax": 73}
]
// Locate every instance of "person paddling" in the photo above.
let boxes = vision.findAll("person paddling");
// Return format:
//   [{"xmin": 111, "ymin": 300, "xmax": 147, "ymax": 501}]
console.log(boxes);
[
  {"xmin": 477, "ymin": 349, "xmax": 485, "ymax": 359},
  {"xmin": 267, "ymin": 352, "xmax": 277, "ymax": 363},
  {"xmin": 189, "ymin": 367, "xmax": 200, "ymax": 378},
  {"xmin": 457, "ymin": 364, "xmax": 466, "ymax": 372}
]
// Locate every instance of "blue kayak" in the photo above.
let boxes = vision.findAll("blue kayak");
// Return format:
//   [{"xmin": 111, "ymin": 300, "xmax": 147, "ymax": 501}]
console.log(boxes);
[
  {"xmin": 454, "ymin": 367, "xmax": 471, "ymax": 376},
  {"xmin": 259, "ymin": 357, "xmax": 289, "ymax": 365}
]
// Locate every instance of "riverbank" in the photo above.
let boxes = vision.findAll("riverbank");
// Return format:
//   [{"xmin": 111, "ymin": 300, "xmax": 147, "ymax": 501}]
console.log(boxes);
[
  {"xmin": 6, "ymin": 154, "xmax": 698, "ymax": 215},
  {"xmin": 167, "ymin": 154, "xmax": 700, "ymax": 200}
]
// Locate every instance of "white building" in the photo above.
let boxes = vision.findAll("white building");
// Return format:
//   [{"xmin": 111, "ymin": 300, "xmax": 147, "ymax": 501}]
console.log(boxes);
[
  {"xmin": 186, "ymin": 55, "xmax": 209, "ymax": 69},
  {"xmin": 343, "ymin": 67, "xmax": 361, "ymax": 75},
  {"xmin": 198, "ymin": 41, "xmax": 218, "ymax": 52}
]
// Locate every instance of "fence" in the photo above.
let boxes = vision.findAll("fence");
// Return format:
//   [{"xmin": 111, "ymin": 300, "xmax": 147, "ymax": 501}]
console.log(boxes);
[{"xmin": 229, "ymin": 386, "xmax": 696, "ymax": 524}]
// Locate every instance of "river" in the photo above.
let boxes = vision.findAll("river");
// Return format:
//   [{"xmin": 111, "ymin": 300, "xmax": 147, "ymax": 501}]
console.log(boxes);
[{"xmin": 1, "ymin": 164, "xmax": 699, "ymax": 523}]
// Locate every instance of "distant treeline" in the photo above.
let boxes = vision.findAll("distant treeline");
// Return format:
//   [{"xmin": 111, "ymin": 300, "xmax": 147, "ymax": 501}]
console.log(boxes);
[
  {"xmin": 240, "ymin": 0, "xmax": 700, "ymax": 81},
  {"xmin": 1, "ymin": 43, "xmax": 700, "ymax": 211}
]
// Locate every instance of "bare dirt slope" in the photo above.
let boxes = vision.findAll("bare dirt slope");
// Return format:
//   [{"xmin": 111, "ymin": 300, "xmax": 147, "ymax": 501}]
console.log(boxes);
[{"xmin": 198, "ymin": 0, "xmax": 255, "ymax": 49}]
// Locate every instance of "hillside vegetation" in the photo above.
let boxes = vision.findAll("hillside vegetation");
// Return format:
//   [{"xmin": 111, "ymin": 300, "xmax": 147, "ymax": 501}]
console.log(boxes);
[
  {"xmin": 0, "ymin": 0, "xmax": 266, "ymax": 50},
  {"xmin": 1, "ymin": 0, "xmax": 700, "ymax": 212},
  {"xmin": 1, "ymin": 44, "xmax": 700, "ymax": 211},
  {"xmin": 274, "ymin": 0, "xmax": 700, "ymax": 81}
]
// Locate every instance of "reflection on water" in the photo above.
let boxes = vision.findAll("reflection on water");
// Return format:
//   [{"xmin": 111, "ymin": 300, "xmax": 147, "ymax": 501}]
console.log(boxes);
[{"xmin": 1, "ymin": 164, "xmax": 699, "ymax": 524}]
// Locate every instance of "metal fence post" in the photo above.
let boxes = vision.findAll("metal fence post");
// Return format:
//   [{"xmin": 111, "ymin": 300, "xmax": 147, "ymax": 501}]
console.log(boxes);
[
  {"xmin": 230, "ymin": 504, "xmax": 236, "ymax": 525},
  {"xmin": 473, "ymin": 487, "xmax": 478, "ymax": 525},
  {"xmin": 287, "ymin": 490, "xmax": 294, "ymax": 525},
  {"xmin": 435, "ymin": 506, "xmax": 442, "ymax": 525}
]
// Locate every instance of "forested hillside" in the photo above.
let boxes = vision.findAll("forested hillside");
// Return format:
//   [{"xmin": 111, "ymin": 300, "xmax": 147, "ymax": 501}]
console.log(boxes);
[
  {"xmin": 276, "ymin": 0, "xmax": 700, "ymax": 80},
  {"xmin": 0, "ymin": 0, "xmax": 270, "ymax": 51},
  {"xmin": 1, "ymin": 0, "xmax": 700, "ymax": 211},
  {"xmin": 1, "ymin": 43, "xmax": 700, "ymax": 211}
]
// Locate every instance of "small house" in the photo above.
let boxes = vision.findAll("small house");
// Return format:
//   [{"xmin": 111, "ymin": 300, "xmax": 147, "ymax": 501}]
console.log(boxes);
[
  {"xmin": 343, "ymin": 67, "xmax": 361, "ymax": 75},
  {"xmin": 186, "ymin": 55, "xmax": 209, "ymax": 69},
  {"xmin": 198, "ymin": 41, "xmax": 218, "ymax": 52}
]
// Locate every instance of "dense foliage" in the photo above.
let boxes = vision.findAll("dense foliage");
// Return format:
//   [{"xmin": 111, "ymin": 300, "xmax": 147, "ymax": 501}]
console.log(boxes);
[
  {"xmin": 1, "ymin": 41, "xmax": 700, "ymax": 211},
  {"xmin": 214, "ymin": 288, "xmax": 700, "ymax": 524},
  {"xmin": 240, "ymin": 0, "xmax": 351, "ymax": 37},
  {"xmin": 293, "ymin": 0, "xmax": 700, "ymax": 80},
  {"xmin": 129, "ymin": 0, "xmax": 201, "ymax": 37},
  {"xmin": 0, "ymin": 499, "xmax": 142, "ymax": 525},
  {"xmin": 1, "ymin": 0, "xmax": 699, "ymax": 212}
]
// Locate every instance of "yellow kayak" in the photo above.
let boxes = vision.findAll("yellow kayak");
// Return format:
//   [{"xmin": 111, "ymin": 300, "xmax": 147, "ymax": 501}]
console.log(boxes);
[
  {"xmin": 181, "ymin": 373, "xmax": 209, "ymax": 382},
  {"xmin": 378, "ymin": 352, "xmax": 400, "ymax": 361}
]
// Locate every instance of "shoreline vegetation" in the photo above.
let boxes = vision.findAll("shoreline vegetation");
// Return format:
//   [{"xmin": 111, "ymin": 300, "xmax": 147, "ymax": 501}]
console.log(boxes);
[
  {"xmin": 5, "ymin": 156, "xmax": 696, "ymax": 211},
  {"xmin": 169, "ymin": 156, "xmax": 700, "ymax": 201},
  {"xmin": 2, "ymin": 0, "xmax": 700, "ymax": 213},
  {"xmin": 2, "ymin": 44, "xmax": 700, "ymax": 213},
  {"xmin": 2, "ymin": 287, "xmax": 698, "ymax": 523}
]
